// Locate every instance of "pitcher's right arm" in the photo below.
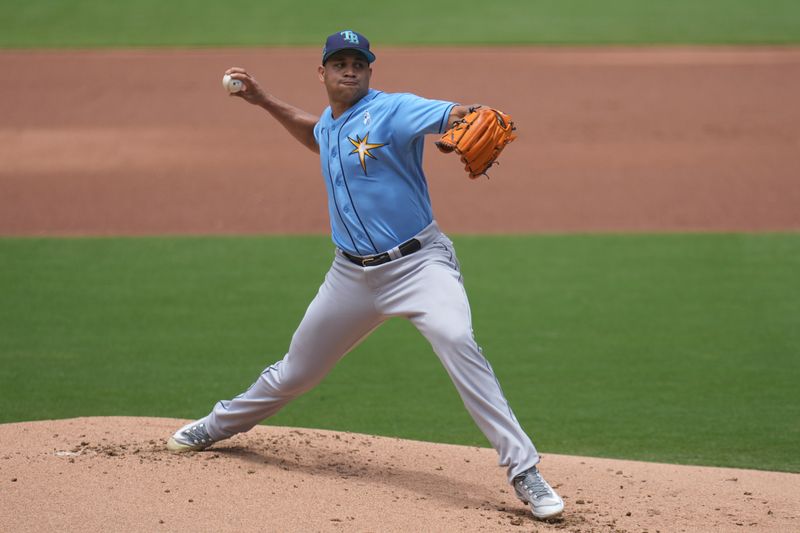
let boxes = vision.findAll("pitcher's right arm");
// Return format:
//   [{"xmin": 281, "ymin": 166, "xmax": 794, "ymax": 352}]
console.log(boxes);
[{"xmin": 224, "ymin": 67, "xmax": 320, "ymax": 154}]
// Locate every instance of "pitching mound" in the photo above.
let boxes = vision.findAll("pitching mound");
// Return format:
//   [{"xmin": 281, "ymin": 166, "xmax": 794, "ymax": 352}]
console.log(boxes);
[{"xmin": 1, "ymin": 418, "xmax": 797, "ymax": 532}]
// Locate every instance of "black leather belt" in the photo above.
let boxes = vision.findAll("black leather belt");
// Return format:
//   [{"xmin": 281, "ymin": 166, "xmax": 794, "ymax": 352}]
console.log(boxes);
[{"xmin": 342, "ymin": 238, "xmax": 422, "ymax": 267}]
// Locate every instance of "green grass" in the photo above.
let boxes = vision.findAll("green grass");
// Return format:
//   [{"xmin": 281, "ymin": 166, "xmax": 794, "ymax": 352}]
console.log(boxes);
[
  {"xmin": 1, "ymin": 234, "xmax": 798, "ymax": 473},
  {"xmin": 2, "ymin": 0, "xmax": 800, "ymax": 48}
]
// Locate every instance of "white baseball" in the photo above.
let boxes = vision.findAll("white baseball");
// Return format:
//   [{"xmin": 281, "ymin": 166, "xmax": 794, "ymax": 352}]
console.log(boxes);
[{"xmin": 222, "ymin": 74, "xmax": 244, "ymax": 93}]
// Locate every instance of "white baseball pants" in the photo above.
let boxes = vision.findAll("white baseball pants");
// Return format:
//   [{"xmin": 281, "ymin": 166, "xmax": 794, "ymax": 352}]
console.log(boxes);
[{"xmin": 203, "ymin": 221, "xmax": 540, "ymax": 482}]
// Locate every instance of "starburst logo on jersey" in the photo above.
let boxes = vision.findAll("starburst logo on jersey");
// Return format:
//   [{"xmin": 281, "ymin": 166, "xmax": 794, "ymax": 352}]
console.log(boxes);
[{"xmin": 348, "ymin": 132, "xmax": 388, "ymax": 175}]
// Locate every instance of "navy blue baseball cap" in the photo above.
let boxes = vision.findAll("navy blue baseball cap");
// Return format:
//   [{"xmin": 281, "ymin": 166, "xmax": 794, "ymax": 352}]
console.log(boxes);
[{"xmin": 322, "ymin": 30, "xmax": 376, "ymax": 65}]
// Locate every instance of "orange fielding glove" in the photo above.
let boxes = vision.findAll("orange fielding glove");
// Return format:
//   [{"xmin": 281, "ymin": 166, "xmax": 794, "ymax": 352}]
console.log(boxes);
[{"xmin": 435, "ymin": 106, "xmax": 517, "ymax": 179}]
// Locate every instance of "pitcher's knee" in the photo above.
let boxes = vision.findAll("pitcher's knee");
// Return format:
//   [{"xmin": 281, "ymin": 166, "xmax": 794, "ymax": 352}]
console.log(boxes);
[{"xmin": 428, "ymin": 326, "xmax": 476, "ymax": 351}]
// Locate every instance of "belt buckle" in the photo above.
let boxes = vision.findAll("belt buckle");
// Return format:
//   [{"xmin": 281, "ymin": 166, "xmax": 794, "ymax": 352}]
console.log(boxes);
[{"xmin": 361, "ymin": 255, "xmax": 378, "ymax": 267}]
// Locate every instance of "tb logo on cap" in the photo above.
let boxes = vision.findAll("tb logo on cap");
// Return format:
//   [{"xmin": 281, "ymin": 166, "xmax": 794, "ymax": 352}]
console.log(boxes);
[{"xmin": 340, "ymin": 30, "xmax": 360, "ymax": 44}]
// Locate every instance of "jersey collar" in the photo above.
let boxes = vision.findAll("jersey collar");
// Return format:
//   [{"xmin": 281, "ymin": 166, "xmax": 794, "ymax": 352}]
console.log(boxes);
[{"xmin": 328, "ymin": 89, "xmax": 381, "ymax": 124}]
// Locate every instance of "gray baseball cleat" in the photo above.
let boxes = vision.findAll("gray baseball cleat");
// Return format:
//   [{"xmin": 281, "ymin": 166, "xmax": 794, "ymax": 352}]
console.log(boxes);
[
  {"xmin": 166, "ymin": 421, "xmax": 216, "ymax": 452},
  {"xmin": 513, "ymin": 466, "xmax": 565, "ymax": 520}
]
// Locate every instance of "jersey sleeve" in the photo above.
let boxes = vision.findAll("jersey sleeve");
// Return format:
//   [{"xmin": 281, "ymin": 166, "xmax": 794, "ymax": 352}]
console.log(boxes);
[
  {"xmin": 313, "ymin": 110, "xmax": 329, "ymax": 145},
  {"xmin": 393, "ymin": 93, "xmax": 456, "ymax": 139}
]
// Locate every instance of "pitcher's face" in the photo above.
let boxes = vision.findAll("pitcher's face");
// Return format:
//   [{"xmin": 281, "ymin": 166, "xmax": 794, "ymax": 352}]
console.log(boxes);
[{"xmin": 319, "ymin": 50, "xmax": 372, "ymax": 107}]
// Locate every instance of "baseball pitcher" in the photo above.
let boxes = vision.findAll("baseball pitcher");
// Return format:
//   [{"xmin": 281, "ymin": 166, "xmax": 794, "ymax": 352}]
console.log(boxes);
[{"xmin": 167, "ymin": 30, "xmax": 564, "ymax": 521}]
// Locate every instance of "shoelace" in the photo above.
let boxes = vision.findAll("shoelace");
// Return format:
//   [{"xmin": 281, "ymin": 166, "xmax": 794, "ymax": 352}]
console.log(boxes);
[
  {"xmin": 518, "ymin": 469, "xmax": 552, "ymax": 500},
  {"xmin": 181, "ymin": 424, "xmax": 211, "ymax": 445}
]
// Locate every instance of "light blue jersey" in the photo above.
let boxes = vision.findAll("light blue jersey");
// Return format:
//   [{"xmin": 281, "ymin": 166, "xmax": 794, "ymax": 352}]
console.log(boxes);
[{"xmin": 313, "ymin": 89, "xmax": 456, "ymax": 256}]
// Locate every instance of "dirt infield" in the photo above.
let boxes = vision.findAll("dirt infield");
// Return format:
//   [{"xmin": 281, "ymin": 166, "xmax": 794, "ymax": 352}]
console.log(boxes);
[
  {"xmin": 1, "ymin": 47, "xmax": 799, "ymax": 235},
  {"xmin": 1, "ymin": 417, "xmax": 798, "ymax": 533}
]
